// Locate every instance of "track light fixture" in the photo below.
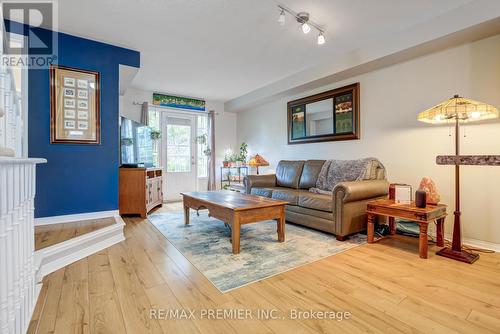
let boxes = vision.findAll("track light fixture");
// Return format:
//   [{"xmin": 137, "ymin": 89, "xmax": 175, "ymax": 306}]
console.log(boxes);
[{"xmin": 277, "ymin": 5, "xmax": 326, "ymax": 45}]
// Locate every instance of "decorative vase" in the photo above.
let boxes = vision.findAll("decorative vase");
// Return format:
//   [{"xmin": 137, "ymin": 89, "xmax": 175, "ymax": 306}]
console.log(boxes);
[
  {"xmin": 223, "ymin": 161, "xmax": 229, "ymax": 167},
  {"xmin": 418, "ymin": 177, "xmax": 440, "ymax": 205},
  {"xmin": 415, "ymin": 189, "xmax": 427, "ymax": 208}
]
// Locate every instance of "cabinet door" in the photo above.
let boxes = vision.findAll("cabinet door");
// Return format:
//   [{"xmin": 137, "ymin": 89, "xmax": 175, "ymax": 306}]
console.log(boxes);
[
  {"xmin": 146, "ymin": 180, "xmax": 152, "ymax": 205},
  {"xmin": 151, "ymin": 178, "xmax": 159, "ymax": 204},
  {"xmin": 157, "ymin": 177, "xmax": 163, "ymax": 203}
]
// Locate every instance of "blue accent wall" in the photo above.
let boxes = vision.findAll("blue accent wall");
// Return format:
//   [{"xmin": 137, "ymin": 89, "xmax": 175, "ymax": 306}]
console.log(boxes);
[{"xmin": 12, "ymin": 22, "xmax": 140, "ymax": 218}]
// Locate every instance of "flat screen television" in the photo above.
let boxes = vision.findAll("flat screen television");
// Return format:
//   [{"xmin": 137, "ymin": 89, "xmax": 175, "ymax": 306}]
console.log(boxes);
[{"xmin": 120, "ymin": 116, "xmax": 155, "ymax": 167}]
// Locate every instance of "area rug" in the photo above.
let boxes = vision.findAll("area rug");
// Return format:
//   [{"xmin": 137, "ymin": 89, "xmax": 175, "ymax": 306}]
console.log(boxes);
[{"xmin": 148, "ymin": 210, "xmax": 366, "ymax": 292}]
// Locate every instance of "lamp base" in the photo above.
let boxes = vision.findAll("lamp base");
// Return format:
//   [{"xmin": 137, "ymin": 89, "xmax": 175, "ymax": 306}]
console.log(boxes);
[{"xmin": 436, "ymin": 247, "xmax": 479, "ymax": 264}]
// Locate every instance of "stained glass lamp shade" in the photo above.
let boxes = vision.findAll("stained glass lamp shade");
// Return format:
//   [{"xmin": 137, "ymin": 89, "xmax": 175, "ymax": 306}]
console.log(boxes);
[
  {"xmin": 418, "ymin": 95, "xmax": 498, "ymax": 124},
  {"xmin": 248, "ymin": 154, "xmax": 269, "ymax": 175}
]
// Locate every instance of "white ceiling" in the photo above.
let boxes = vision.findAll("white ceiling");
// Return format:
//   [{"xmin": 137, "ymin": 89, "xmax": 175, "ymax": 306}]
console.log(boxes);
[{"xmin": 56, "ymin": 0, "xmax": 477, "ymax": 101}]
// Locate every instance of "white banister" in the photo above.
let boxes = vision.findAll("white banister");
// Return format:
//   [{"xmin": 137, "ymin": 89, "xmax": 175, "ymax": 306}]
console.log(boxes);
[{"xmin": 0, "ymin": 157, "xmax": 45, "ymax": 334}]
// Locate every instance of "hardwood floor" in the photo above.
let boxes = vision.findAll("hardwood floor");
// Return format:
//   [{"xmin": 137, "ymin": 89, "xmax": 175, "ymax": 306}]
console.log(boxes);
[
  {"xmin": 35, "ymin": 217, "xmax": 116, "ymax": 250},
  {"xmin": 28, "ymin": 203, "xmax": 500, "ymax": 333}
]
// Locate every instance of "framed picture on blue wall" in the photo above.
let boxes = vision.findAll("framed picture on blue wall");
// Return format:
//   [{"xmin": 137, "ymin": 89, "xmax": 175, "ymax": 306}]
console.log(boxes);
[{"xmin": 50, "ymin": 65, "xmax": 101, "ymax": 144}]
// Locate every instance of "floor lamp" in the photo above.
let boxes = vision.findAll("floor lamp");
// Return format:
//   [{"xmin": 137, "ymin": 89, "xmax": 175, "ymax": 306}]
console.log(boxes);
[{"xmin": 417, "ymin": 95, "xmax": 499, "ymax": 264}]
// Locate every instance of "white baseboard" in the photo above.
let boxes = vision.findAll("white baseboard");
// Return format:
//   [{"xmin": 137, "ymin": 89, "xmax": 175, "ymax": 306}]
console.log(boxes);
[
  {"xmin": 35, "ymin": 215, "xmax": 125, "ymax": 278},
  {"xmin": 35, "ymin": 210, "xmax": 119, "ymax": 226},
  {"xmin": 444, "ymin": 233, "xmax": 500, "ymax": 252}
]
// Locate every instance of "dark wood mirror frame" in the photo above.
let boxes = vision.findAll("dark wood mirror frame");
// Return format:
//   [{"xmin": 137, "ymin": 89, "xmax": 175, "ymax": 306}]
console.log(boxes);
[{"xmin": 287, "ymin": 82, "xmax": 360, "ymax": 145}]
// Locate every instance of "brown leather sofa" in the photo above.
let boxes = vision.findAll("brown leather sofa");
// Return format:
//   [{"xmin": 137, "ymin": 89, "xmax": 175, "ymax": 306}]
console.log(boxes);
[{"xmin": 244, "ymin": 160, "xmax": 389, "ymax": 240}]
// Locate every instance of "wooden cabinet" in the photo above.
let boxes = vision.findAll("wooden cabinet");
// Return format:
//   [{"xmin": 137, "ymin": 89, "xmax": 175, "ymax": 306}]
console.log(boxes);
[{"xmin": 119, "ymin": 167, "xmax": 163, "ymax": 218}]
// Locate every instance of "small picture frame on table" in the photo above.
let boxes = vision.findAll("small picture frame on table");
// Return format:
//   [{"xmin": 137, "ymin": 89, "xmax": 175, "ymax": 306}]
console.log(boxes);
[
  {"xmin": 50, "ymin": 65, "xmax": 100, "ymax": 144},
  {"xmin": 395, "ymin": 184, "xmax": 412, "ymax": 204}
]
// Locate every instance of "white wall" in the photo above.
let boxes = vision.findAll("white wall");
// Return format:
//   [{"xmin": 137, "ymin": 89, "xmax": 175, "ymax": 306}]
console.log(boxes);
[
  {"xmin": 237, "ymin": 35, "xmax": 500, "ymax": 244},
  {"xmin": 120, "ymin": 87, "xmax": 238, "ymax": 188}
]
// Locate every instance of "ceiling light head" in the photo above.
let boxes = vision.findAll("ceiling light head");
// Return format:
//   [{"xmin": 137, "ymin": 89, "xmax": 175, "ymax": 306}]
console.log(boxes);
[
  {"xmin": 278, "ymin": 9, "xmax": 285, "ymax": 25},
  {"xmin": 296, "ymin": 12, "xmax": 311, "ymax": 34},
  {"xmin": 317, "ymin": 32, "xmax": 325, "ymax": 45},
  {"xmin": 301, "ymin": 22, "xmax": 311, "ymax": 34}
]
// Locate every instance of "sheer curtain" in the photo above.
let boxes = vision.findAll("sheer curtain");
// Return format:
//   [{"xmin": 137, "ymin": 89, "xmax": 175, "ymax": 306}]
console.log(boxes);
[
  {"xmin": 140, "ymin": 102, "xmax": 149, "ymax": 125},
  {"xmin": 207, "ymin": 110, "xmax": 216, "ymax": 190}
]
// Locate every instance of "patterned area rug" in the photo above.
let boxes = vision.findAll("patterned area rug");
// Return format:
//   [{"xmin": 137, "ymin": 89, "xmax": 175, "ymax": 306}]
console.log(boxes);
[{"xmin": 148, "ymin": 210, "xmax": 366, "ymax": 292}]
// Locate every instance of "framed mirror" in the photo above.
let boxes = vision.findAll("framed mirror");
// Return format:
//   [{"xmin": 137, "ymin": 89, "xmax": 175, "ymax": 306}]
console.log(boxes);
[{"xmin": 287, "ymin": 83, "xmax": 360, "ymax": 144}]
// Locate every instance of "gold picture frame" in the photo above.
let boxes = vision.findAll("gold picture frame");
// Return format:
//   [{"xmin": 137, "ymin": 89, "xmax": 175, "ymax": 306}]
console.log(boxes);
[{"xmin": 50, "ymin": 65, "xmax": 101, "ymax": 144}]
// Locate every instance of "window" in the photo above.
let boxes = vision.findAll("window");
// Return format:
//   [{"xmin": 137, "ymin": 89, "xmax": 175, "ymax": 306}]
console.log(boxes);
[
  {"xmin": 166, "ymin": 124, "xmax": 191, "ymax": 172},
  {"xmin": 136, "ymin": 126, "xmax": 153, "ymax": 164},
  {"xmin": 148, "ymin": 109, "xmax": 161, "ymax": 167},
  {"xmin": 197, "ymin": 115, "xmax": 208, "ymax": 178}
]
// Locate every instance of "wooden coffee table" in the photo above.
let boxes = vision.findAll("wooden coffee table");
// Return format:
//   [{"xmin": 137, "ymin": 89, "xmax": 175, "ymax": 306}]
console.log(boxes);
[
  {"xmin": 366, "ymin": 199, "xmax": 447, "ymax": 259},
  {"xmin": 181, "ymin": 191, "xmax": 287, "ymax": 254}
]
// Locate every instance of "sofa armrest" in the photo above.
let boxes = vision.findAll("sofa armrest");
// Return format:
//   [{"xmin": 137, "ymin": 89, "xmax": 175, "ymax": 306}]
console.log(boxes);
[
  {"xmin": 333, "ymin": 180, "xmax": 389, "ymax": 203},
  {"xmin": 244, "ymin": 174, "xmax": 276, "ymax": 194}
]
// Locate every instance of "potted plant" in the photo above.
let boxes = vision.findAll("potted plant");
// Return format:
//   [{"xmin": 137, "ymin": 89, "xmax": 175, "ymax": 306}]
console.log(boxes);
[
  {"xmin": 223, "ymin": 151, "xmax": 231, "ymax": 167},
  {"xmin": 150, "ymin": 130, "xmax": 161, "ymax": 151},
  {"xmin": 196, "ymin": 134, "xmax": 207, "ymax": 145},
  {"xmin": 228, "ymin": 153, "xmax": 238, "ymax": 167},
  {"xmin": 238, "ymin": 142, "xmax": 248, "ymax": 166},
  {"xmin": 150, "ymin": 130, "xmax": 161, "ymax": 141},
  {"xmin": 121, "ymin": 137, "xmax": 134, "ymax": 146}
]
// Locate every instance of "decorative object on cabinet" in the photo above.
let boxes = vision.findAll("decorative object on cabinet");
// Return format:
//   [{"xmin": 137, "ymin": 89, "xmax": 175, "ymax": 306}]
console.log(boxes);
[
  {"xmin": 418, "ymin": 94, "xmax": 499, "ymax": 264},
  {"xmin": 220, "ymin": 166, "xmax": 248, "ymax": 192},
  {"xmin": 50, "ymin": 65, "xmax": 101, "ymax": 144},
  {"xmin": 418, "ymin": 177, "xmax": 440, "ymax": 205},
  {"xmin": 119, "ymin": 167, "xmax": 163, "ymax": 218},
  {"xmin": 248, "ymin": 154, "xmax": 269, "ymax": 175},
  {"xmin": 287, "ymin": 83, "xmax": 360, "ymax": 144}
]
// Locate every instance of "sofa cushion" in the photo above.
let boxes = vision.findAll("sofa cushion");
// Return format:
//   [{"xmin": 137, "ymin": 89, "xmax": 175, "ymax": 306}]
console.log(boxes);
[
  {"xmin": 298, "ymin": 193, "xmax": 333, "ymax": 212},
  {"xmin": 271, "ymin": 189, "xmax": 308, "ymax": 206},
  {"xmin": 250, "ymin": 187, "xmax": 274, "ymax": 198},
  {"xmin": 276, "ymin": 160, "xmax": 305, "ymax": 189},
  {"xmin": 286, "ymin": 204, "xmax": 333, "ymax": 221},
  {"xmin": 299, "ymin": 160, "xmax": 326, "ymax": 189}
]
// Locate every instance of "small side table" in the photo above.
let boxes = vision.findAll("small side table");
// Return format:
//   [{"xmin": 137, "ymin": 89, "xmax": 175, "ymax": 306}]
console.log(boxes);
[{"xmin": 366, "ymin": 199, "xmax": 447, "ymax": 259}]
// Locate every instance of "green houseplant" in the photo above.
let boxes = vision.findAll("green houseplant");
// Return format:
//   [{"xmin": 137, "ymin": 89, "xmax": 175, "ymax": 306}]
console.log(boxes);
[
  {"xmin": 237, "ymin": 142, "xmax": 248, "ymax": 166},
  {"xmin": 150, "ymin": 130, "xmax": 161, "ymax": 141}
]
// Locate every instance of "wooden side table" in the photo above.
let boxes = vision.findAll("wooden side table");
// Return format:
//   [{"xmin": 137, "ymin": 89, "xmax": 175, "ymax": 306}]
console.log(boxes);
[{"xmin": 366, "ymin": 199, "xmax": 447, "ymax": 259}]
